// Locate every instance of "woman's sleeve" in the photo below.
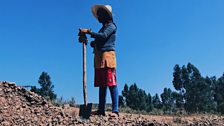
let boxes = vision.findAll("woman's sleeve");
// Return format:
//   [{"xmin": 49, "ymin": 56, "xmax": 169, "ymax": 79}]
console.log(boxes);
[{"xmin": 90, "ymin": 23, "xmax": 116, "ymax": 41}]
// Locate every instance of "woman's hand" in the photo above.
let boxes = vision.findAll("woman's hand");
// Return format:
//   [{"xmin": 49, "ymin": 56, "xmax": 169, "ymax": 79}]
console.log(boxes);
[
  {"xmin": 90, "ymin": 41, "xmax": 95, "ymax": 47},
  {"xmin": 79, "ymin": 28, "xmax": 91, "ymax": 34}
]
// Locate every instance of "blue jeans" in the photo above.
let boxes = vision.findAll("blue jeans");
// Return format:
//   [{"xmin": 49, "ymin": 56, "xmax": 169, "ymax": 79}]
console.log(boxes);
[{"xmin": 98, "ymin": 86, "xmax": 118, "ymax": 114}]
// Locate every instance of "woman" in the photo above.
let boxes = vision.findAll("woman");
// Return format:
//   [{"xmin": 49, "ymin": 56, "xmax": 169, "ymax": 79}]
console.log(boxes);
[{"xmin": 80, "ymin": 5, "xmax": 119, "ymax": 117}]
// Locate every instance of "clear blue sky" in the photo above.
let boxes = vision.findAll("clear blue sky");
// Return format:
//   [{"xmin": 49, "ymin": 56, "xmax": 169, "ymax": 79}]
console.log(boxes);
[{"xmin": 1, "ymin": 0, "xmax": 224, "ymax": 104}]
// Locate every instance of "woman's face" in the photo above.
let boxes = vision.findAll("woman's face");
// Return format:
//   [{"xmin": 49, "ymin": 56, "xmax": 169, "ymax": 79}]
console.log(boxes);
[
  {"xmin": 97, "ymin": 14, "xmax": 104, "ymax": 23},
  {"xmin": 97, "ymin": 8, "xmax": 110, "ymax": 23}
]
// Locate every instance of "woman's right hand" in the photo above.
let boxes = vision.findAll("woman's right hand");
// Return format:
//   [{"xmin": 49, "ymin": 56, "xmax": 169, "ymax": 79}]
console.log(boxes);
[{"xmin": 90, "ymin": 41, "xmax": 95, "ymax": 48}]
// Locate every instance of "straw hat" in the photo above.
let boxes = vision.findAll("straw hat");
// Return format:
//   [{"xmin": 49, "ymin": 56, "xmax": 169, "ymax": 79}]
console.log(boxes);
[{"xmin": 92, "ymin": 5, "xmax": 113, "ymax": 19}]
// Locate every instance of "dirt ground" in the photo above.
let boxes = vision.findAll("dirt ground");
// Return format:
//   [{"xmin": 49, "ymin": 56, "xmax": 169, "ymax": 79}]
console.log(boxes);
[
  {"xmin": 1, "ymin": 81, "xmax": 224, "ymax": 126},
  {"xmin": 63, "ymin": 106, "xmax": 224, "ymax": 126}
]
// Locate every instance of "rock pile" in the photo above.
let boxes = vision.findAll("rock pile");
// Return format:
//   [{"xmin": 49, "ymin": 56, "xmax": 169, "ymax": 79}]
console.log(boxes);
[
  {"xmin": 190, "ymin": 115, "xmax": 224, "ymax": 126},
  {"xmin": 1, "ymin": 81, "xmax": 224, "ymax": 126},
  {"xmin": 0, "ymin": 81, "xmax": 79, "ymax": 126},
  {"xmin": 0, "ymin": 81, "xmax": 167, "ymax": 126}
]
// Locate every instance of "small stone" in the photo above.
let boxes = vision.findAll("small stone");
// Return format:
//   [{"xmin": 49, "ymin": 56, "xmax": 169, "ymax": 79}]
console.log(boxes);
[
  {"xmin": 19, "ymin": 116, "xmax": 25, "ymax": 119},
  {"xmin": 1, "ymin": 121, "xmax": 11, "ymax": 126},
  {"xmin": 0, "ymin": 115, "xmax": 4, "ymax": 122}
]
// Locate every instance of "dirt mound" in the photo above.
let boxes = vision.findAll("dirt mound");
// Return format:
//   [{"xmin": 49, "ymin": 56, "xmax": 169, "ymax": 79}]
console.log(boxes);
[
  {"xmin": 1, "ymin": 81, "xmax": 224, "ymax": 126},
  {"xmin": 0, "ymin": 81, "xmax": 79, "ymax": 126},
  {"xmin": 0, "ymin": 81, "xmax": 166, "ymax": 126}
]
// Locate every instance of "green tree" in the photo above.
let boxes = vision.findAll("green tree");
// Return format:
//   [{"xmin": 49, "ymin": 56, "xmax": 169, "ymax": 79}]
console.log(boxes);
[
  {"xmin": 172, "ymin": 91, "xmax": 183, "ymax": 110},
  {"xmin": 118, "ymin": 95, "xmax": 125, "ymax": 107},
  {"xmin": 30, "ymin": 86, "xmax": 40, "ymax": 95},
  {"xmin": 214, "ymin": 74, "xmax": 224, "ymax": 113},
  {"xmin": 184, "ymin": 63, "xmax": 204, "ymax": 112},
  {"xmin": 138, "ymin": 89, "xmax": 148, "ymax": 111},
  {"xmin": 173, "ymin": 64, "xmax": 183, "ymax": 91},
  {"xmin": 172, "ymin": 63, "xmax": 216, "ymax": 113},
  {"xmin": 121, "ymin": 83, "xmax": 152, "ymax": 112},
  {"xmin": 31, "ymin": 72, "xmax": 57, "ymax": 101},
  {"xmin": 172, "ymin": 64, "xmax": 185, "ymax": 109},
  {"xmin": 204, "ymin": 76, "xmax": 216, "ymax": 112},
  {"xmin": 127, "ymin": 83, "xmax": 139, "ymax": 110},
  {"xmin": 146, "ymin": 93, "xmax": 153, "ymax": 112},
  {"xmin": 161, "ymin": 88, "xmax": 174, "ymax": 113},
  {"xmin": 122, "ymin": 84, "xmax": 129, "ymax": 106},
  {"xmin": 152, "ymin": 93, "xmax": 162, "ymax": 109}
]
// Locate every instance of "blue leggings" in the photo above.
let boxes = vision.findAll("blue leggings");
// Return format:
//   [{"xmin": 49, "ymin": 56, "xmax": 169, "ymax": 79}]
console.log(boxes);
[{"xmin": 98, "ymin": 85, "xmax": 118, "ymax": 113}]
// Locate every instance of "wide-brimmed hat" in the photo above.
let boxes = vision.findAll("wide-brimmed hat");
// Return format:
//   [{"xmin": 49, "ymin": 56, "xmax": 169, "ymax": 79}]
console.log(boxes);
[{"xmin": 92, "ymin": 5, "xmax": 113, "ymax": 19}]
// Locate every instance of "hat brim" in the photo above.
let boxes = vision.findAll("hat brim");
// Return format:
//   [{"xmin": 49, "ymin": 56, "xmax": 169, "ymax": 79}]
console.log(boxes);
[{"xmin": 92, "ymin": 5, "xmax": 112, "ymax": 20}]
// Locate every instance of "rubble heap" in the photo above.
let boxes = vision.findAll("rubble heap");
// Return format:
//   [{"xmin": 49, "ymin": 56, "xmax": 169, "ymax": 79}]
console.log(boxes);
[
  {"xmin": 1, "ymin": 81, "xmax": 224, "ymax": 126},
  {"xmin": 0, "ymin": 81, "xmax": 166, "ymax": 126},
  {"xmin": 0, "ymin": 81, "xmax": 78, "ymax": 126}
]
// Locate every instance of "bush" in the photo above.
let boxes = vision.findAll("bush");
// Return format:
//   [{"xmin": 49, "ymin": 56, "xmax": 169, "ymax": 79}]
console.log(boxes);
[{"xmin": 53, "ymin": 97, "xmax": 76, "ymax": 107}]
